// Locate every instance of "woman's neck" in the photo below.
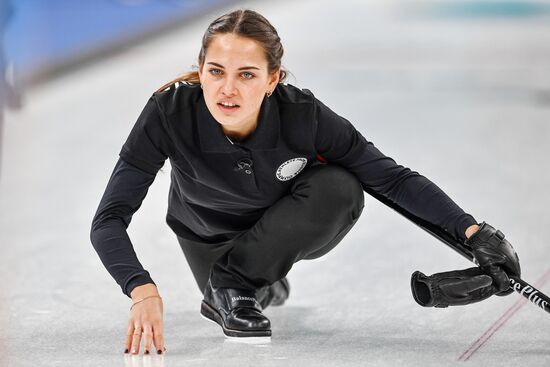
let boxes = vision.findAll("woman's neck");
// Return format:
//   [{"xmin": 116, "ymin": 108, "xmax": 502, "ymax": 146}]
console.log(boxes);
[
  {"xmin": 222, "ymin": 112, "xmax": 260, "ymax": 142},
  {"xmin": 223, "ymin": 126, "xmax": 255, "ymax": 142}
]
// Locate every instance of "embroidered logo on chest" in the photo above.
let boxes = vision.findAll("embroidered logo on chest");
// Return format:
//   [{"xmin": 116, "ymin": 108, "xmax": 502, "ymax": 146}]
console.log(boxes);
[{"xmin": 276, "ymin": 158, "xmax": 308, "ymax": 181}]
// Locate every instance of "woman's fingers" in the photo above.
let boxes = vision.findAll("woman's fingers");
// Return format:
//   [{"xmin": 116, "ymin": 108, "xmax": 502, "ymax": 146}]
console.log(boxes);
[
  {"xmin": 153, "ymin": 322, "xmax": 165, "ymax": 354},
  {"xmin": 124, "ymin": 323, "xmax": 134, "ymax": 354},
  {"xmin": 124, "ymin": 323, "xmax": 165, "ymax": 355},
  {"xmin": 142, "ymin": 324, "xmax": 154, "ymax": 354},
  {"xmin": 130, "ymin": 325, "xmax": 143, "ymax": 354},
  {"xmin": 124, "ymin": 296, "xmax": 164, "ymax": 355}
]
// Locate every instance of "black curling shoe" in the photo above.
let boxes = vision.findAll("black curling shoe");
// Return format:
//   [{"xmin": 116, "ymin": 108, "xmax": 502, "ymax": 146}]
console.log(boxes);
[
  {"xmin": 201, "ymin": 279, "xmax": 271, "ymax": 338},
  {"xmin": 256, "ymin": 277, "xmax": 291, "ymax": 309}
]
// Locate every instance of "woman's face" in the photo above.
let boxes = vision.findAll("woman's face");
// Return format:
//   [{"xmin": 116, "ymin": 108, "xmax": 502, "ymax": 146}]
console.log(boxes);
[{"xmin": 198, "ymin": 33, "xmax": 279, "ymax": 133}]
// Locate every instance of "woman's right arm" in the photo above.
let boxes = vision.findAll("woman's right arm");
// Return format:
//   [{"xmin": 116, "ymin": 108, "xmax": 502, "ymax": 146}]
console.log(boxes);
[
  {"xmin": 90, "ymin": 93, "xmax": 170, "ymax": 296},
  {"xmin": 90, "ymin": 157, "xmax": 165, "ymax": 355},
  {"xmin": 90, "ymin": 157, "xmax": 159, "ymax": 297},
  {"xmin": 91, "ymin": 94, "xmax": 170, "ymax": 354}
]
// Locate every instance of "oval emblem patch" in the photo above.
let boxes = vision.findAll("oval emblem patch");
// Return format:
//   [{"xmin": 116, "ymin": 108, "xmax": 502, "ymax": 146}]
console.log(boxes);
[{"xmin": 276, "ymin": 157, "xmax": 308, "ymax": 181}]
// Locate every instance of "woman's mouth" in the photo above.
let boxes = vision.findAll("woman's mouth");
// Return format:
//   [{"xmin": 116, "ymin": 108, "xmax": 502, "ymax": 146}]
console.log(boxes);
[{"xmin": 217, "ymin": 101, "xmax": 240, "ymax": 113}]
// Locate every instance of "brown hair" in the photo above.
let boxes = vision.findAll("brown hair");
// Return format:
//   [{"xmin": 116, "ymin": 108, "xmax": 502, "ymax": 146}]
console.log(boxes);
[{"xmin": 156, "ymin": 9, "xmax": 288, "ymax": 93}]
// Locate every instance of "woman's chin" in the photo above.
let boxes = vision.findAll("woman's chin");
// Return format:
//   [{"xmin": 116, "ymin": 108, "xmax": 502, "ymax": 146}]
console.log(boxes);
[{"xmin": 215, "ymin": 113, "xmax": 246, "ymax": 127}]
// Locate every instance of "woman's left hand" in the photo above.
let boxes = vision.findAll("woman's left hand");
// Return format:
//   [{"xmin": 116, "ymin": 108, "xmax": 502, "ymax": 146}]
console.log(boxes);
[{"xmin": 464, "ymin": 222, "xmax": 521, "ymax": 295}]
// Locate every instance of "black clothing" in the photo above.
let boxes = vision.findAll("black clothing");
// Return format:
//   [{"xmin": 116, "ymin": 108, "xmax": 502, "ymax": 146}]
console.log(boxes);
[
  {"xmin": 464, "ymin": 222, "xmax": 521, "ymax": 295},
  {"xmin": 90, "ymin": 158, "xmax": 158, "ymax": 295},
  {"xmin": 180, "ymin": 163, "xmax": 365, "ymax": 291},
  {"xmin": 411, "ymin": 267, "xmax": 495, "ymax": 308},
  {"xmin": 90, "ymin": 82, "xmax": 477, "ymax": 297}
]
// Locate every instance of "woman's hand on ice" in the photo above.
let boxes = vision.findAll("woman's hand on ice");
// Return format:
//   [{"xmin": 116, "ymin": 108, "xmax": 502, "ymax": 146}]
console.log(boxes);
[{"xmin": 125, "ymin": 284, "xmax": 165, "ymax": 355}]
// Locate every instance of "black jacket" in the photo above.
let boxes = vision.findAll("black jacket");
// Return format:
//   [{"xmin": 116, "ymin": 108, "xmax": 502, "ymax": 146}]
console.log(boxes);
[{"xmin": 90, "ymin": 82, "xmax": 476, "ymax": 297}]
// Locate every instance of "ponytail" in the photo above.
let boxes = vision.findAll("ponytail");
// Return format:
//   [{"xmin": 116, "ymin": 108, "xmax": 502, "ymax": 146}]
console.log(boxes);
[{"xmin": 156, "ymin": 71, "xmax": 200, "ymax": 93}]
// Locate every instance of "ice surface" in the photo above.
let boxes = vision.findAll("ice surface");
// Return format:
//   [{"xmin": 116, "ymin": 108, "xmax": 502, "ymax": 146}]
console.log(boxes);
[{"xmin": 1, "ymin": 0, "xmax": 549, "ymax": 366}]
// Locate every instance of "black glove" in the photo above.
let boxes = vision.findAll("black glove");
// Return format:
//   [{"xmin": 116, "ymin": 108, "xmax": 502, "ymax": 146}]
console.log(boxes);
[
  {"xmin": 411, "ymin": 267, "xmax": 497, "ymax": 308},
  {"xmin": 464, "ymin": 222, "xmax": 521, "ymax": 295}
]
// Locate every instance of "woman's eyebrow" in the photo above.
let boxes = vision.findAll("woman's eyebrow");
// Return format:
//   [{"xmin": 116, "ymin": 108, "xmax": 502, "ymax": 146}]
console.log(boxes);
[{"xmin": 207, "ymin": 62, "xmax": 260, "ymax": 70}]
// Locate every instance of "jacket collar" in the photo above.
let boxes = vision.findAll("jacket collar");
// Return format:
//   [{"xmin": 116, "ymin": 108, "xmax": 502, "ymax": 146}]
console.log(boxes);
[{"xmin": 197, "ymin": 92, "xmax": 280, "ymax": 153}]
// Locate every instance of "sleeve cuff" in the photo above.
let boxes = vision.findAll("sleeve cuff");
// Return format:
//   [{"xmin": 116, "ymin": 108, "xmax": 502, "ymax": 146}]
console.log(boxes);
[{"xmin": 123, "ymin": 272, "xmax": 156, "ymax": 298}]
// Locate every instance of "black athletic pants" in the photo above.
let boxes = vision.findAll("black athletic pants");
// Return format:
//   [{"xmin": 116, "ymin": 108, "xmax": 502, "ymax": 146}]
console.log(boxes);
[{"xmin": 177, "ymin": 163, "xmax": 365, "ymax": 293}]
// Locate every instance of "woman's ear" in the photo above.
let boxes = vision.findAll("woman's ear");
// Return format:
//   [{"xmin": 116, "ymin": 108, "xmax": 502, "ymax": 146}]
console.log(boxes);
[{"xmin": 268, "ymin": 68, "xmax": 280, "ymax": 89}]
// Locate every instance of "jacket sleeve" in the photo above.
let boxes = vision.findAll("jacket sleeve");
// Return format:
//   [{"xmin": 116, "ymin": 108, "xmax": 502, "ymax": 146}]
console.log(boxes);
[
  {"xmin": 90, "ymin": 157, "xmax": 159, "ymax": 298},
  {"xmin": 313, "ymin": 97, "xmax": 477, "ymax": 242},
  {"xmin": 90, "ymin": 95, "xmax": 170, "ymax": 297},
  {"xmin": 119, "ymin": 94, "xmax": 170, "ymax": 175}
]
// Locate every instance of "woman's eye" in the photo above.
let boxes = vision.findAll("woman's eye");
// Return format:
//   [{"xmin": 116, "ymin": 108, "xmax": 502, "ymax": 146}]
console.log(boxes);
[
  {"xmin": 209, "ymin": 69, "xmax": 222, "ymax": 76},
  {"xmin": 241, "ymin": 72, "xmax": 254, "ymax": 79}
]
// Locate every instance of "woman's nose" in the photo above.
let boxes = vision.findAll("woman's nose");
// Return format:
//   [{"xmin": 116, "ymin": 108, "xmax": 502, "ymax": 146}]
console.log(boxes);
[{"xmin": 222, "ymin": 77, "xmax": 237, "ymax": 95}]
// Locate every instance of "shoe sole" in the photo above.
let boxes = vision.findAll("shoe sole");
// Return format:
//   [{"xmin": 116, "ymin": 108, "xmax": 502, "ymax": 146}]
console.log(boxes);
[
  {"xmin": 199, "ymin": 314, "xmax": 271, "ymax": 344},
  {"xmin": 200, "ymin": 301, "xmax": 272, "ymax": 338}
]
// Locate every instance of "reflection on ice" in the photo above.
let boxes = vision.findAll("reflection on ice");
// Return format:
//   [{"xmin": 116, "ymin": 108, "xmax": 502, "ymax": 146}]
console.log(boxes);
[{"xmin": 124, "ymin": 353, "xmax": 165, "ymax": 367}]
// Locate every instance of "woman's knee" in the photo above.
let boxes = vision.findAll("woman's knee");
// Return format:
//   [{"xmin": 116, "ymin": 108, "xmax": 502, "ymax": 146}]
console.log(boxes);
[{"xmin": 295, "ymin": 164, "xmax": 364, "ymax": 214}]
